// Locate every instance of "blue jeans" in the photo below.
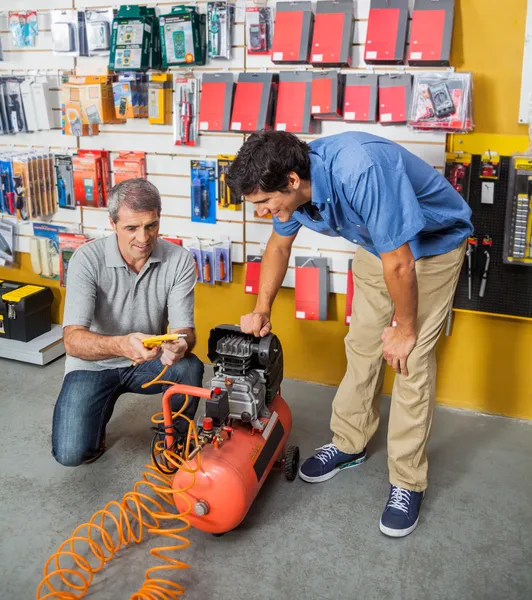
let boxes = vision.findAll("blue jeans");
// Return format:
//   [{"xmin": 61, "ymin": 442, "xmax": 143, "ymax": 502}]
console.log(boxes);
[{"xmin": 52, "ymin": 355, "xmax": 204, "ymax": 466}]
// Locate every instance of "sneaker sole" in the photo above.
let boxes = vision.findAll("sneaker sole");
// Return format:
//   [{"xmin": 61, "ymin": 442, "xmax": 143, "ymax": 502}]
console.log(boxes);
[
  {"xmin": 298, "ymin": 453, "xmax": 367, "ymax": 484},
  {"xmin": 379, "ymin": 517, "xmax": 419, "ymax": 538}
]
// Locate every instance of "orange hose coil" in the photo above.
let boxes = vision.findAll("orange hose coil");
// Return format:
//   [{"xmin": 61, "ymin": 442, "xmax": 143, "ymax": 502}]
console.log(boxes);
[{"xmin": 36, "ymin": 367, "xmax": 205, "ymax": 600}]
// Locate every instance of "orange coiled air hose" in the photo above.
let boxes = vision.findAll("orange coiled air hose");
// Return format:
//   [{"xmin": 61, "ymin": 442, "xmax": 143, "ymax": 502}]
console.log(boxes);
[{"xmin": 36, "ymin": 370, "xmax": 209, "ymax": 600}]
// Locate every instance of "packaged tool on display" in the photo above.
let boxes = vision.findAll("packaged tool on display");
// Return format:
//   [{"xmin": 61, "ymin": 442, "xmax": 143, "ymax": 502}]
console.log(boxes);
[
  {"xmin": 85, "ymin": 8, "xmax": 115, "ymax": 57},
  {"xmin": 364, "ymin": 0, "xmax": 408, "ymax": 65},
  {"xmin": 54, "ymin": 155, "xmax": 76, "ymax": 210},
  {"xmin": 217, "ymin": 155, "xmax": 241, "ymax": 210},
  {"xmin": 199, "ymin": 73, "xmax": 234, "ymax": 132},
  {"xmin": 208, "ymin": 1, "xmax": 233, "ymax": 60},
  {"xmin": 30, "ymin": 223, "xmax": 65, "ymax": 280},
  {"xmin": 271, "ymin": 1, "xmax": 314, "ymax": 64},
  {"xmin": 58, "ymin": 232, "xmax": 90, "ymax": 287},
  {"xmin": 246, "ymin": 6, "xmax": 273, "ymax": 54},
  {"xmin": 445, "ymin": 153, "xmax": 472, "ymax": 203},
  {"xmin": 0, "ymin": 280, "xmax": 53, "ymax": 342},
  {"xmin": 0, "ymin": 220, "xmax": 15, "ymax": 266},
  {"xmin": 51, "ymin": 10, "xmax": 84, "ymax": 56},
  {"xmin": 72, "ymin": 150, "xmax": 111, "ymax": 208},
  {"xmin": 343, "ymin": 74, "xmax": 378, "ymax": 123},
  {"xmin": 187, "ymin": 241, "xmax": 203, "ymax": 282},
  {"xmin": 310, "ymin": 0, "xmax": 354, "ymax": 67},
  {"xmin": 113, "ymin": 151, "xmax": 146, "ymax": 184},
  {"xmin": 230, "ymin": 72, "xmax": 278, "ymax": 132},
  {"xmin": 160, "ymin": 5, "xmax": 206, "ymax": 67},
  {"xmin": 112, "ymin": 72, "xmax": 147, "ymax": 119},
  {"xmin": 109, "ymin": 6, "xmax": 159, "ymax": 72},
  {"xmin": 479, "ymin": 235, "xmax": 492, "ymax": 298},
  {"xmin": 408, "ymin": 0, "xmax": 455, "ymax": 66},
  {"xmin": 201, "ymin": 244, "xmax": 215, "ymax": 285},
  {"xmin": 503, "ymin": 155, "xmax": 532, "ymax": 266},
  {"xmin": 148, "ymin": 73, "xmax": 173, "ymax": 125},
  {"xmin": 275, "ymin": 71, "xmax": 314, "ymax": 133},
  {"xmin": 378, "ymin": 74, "xmax": 412, "ymax": 125},
  {"xmin": 409, "ymin": 72, "xmax": 473, "ymax": 133},
  {"xmin": 245, "ymin": 255, "xmax": 262, "ymax": 294},
  {"xmin": 311, "ymin": 71, "xmax": 344, "ymax": 120},
  {"xmin": 215, "ymin": 238, "xmax": 232, "ymax": 283},
  {"xmin": 295, "ymin": 256, "xmax": 329, "ymax": 321},
  {"xmin": 191, "ymin": 159, "xmax": 217, "ymax": 224},
  {"xmin": 9, "ymin": 10, "xmax": 39, "ymax": 48},
  {"xmin": 174, "ymin": 76, "xmax": 198, "ymax": 146}
]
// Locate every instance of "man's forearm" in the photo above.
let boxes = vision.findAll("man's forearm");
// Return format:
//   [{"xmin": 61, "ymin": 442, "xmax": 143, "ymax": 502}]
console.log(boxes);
[
  {"xmin": 64, "ymin": 328, "xmax": 126, "ymax": 361},
  {"xmin": 255, "ymin": 242, "xmax": 291, "ymax": 314},
  {"xmin": 171, "ymin": 328, "xmax": 196, "ymax": 354},
  {"xmin": 382, "ymin": 259, "xmax": 418, "ymax": 336}
]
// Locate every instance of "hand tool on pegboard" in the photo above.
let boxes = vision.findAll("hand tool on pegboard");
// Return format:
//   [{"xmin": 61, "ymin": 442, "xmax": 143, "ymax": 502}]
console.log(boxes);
[
  {"xmin": 479, "ymin": 235, "xmax": 492, "ymax": 298},
  {"xmin": 466, "ymin": 235, "xmax": 478, "ymax": 300}
]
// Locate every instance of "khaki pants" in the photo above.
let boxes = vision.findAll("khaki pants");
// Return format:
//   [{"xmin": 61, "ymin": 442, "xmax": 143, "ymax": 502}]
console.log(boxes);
[{"xmin": 331, "ymin": 242, "xmax": 466, "ymax": 492}]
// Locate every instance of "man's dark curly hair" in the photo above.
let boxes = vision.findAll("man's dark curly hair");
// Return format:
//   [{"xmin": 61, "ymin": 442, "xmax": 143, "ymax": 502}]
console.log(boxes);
[{"xmin": 225, "ymin": 131, "xmax": 311, "ymax": 199}]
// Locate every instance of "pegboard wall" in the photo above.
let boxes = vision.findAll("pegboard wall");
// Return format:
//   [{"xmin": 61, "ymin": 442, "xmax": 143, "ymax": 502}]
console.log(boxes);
[
  {"xmin": 454, "ymin": 155, "xmax": 532, "ymax": 319},
  {"xmin": 0, "ymin": 0, "xmax": 448, "ymax": 293}
]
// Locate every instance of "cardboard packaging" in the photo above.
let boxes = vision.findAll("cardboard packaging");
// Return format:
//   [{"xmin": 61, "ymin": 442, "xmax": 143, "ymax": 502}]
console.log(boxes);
[
  {"xmin": 310, "ymin": 0, "xmax": 353, "ymax": 67},
  {"xmin": 364, "ymin": 0, "xmax": 408, "ymax": 64},
  {"xmin": 109, "ymin": 5, "xmax": 158, "ymax": 72},
  {"xmin": 113, "ymin": 151, "xmax": 146, "ymax": 185},
  {"xmin": 148, "ymin": 73, "xmax": 173, "ymax": 125},
  {"xmin": 275, "ymin": 71, "xmax": 314, "ymax": 133},
  {"xmin": 311, "ymin": 71, "xmax": 344, "ymax": 120},
  {"xmin": 271, "ymin": 1, "xmax": 314, "ymax": 64},
  {"xmin": 343, "ymin": 74, "xmax": 378, "ymax": 122},
  {"xmin": 378, "ymin": 74, "xmax": 412, "ymax": 125},
  {"xmin": 230, "ymin": 73, "xmax": 278, "ymax": 132},
  {"xmin": 199, "ymin": 73, "xmax": 234, "ymax": 132},
  {"xmin": 408, "ymin": 0, "xmax": 455, "ymax": 66},
  {"xmin": 245, "ymin": 255, "xmax": 262, "ymax": 295},
  {"xmin": 294, "ymin": 256, "xmax": 329, "ymax": 321}
]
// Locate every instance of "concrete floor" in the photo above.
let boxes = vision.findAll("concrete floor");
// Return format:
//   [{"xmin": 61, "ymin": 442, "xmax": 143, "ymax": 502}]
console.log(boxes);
[{"xmin": 1, "ymin": 356, "xmax": 531, "ymax": 600}]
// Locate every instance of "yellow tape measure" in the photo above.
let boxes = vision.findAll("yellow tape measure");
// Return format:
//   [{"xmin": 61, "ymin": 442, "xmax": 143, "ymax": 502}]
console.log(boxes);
[{"xmin": 142, "ymin": 333, "xmax": 186, "ymax": 349}]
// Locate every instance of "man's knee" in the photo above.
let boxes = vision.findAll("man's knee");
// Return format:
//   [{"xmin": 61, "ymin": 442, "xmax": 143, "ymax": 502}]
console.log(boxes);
[
  {"xmin": 167, "ymin": 353, "xmax": 204, "ymax": 386},
  {"xmin": 52, "ymin": 445, "xmax": 85, "ymax": 467}
]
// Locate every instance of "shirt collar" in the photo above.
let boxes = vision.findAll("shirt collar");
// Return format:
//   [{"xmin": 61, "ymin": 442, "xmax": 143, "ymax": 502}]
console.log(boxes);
[{"xmin": 105, "ymin": 233, "xmax": 162, "ymax": 268}]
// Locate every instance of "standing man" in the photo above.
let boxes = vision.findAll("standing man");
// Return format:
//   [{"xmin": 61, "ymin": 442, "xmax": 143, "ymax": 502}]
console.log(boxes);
[
  {"xmin": 226, "ymin": 131, "xmax": 473, "ymax": 537},
  {"xmin": 52, "ymin": 178, "xmax": 204, "ymax": 467}
]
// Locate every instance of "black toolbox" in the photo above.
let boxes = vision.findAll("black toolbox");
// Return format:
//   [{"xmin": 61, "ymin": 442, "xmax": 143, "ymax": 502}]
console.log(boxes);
[{"xmin": 0, "ymin": 280, "xmax": 54, "ymax": 342}]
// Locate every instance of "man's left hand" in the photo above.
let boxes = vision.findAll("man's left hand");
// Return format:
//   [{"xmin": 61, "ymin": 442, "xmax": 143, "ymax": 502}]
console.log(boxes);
[
  {"xmin": 159, "ymin": 338, "xmax": 188, "ymax": 366},
  {"xmin": 381, "ymin": 327, "xmax": 417, "ymax": 376}
]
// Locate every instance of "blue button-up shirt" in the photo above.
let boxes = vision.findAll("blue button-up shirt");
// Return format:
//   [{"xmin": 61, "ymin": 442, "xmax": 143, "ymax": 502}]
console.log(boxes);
[{"xmin": 273, "ymin": 132, "xmax": 473, "ymax": 259}]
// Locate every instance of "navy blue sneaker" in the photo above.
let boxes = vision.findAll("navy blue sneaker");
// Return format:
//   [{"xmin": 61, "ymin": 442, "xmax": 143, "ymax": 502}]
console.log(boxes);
[
  {"xmin": 379, "ymin": 485, "xmax": 425, "ymax": 537},
  {"xmin": 298, "ymin": 443, "xmax": 367, "ymax": 483}
]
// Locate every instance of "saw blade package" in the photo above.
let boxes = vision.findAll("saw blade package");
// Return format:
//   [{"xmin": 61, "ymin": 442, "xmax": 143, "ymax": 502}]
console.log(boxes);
[
  {"xmin": 208, "ymin": 2, "xmax": 233, "ymax": 60},
  {"xmin": 408, "ymin": 72, "xmax": 473, "ymax": 133}
]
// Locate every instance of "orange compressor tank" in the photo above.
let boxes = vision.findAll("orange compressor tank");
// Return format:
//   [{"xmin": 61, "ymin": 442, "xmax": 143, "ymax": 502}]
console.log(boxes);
[{"xmin": 172, "ymin": 392, "xmax": 293, "ymax": 534}]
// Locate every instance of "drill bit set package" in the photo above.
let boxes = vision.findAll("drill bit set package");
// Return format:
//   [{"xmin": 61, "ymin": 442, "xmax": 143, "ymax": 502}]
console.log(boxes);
[
  {"xmin": 208, "ymin": 2, "xmax": 233, "ymax": 60},
  {"xmin": 174, "ymin": 76, "xmax": 198, "ymax": 146},
  {"xmin": 503, "ymin": 155, "xmax": 532, "ymax": 266},
  {"xmin": 191, "ymin": 159, "xmax": 217, "ymax": 224}
]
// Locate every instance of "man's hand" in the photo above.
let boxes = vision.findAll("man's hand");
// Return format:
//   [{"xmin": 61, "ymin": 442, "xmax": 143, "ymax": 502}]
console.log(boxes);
[
  {"xmin": 240, "ymin": 312, "xmax": 272, "ymax": 337},
  {"xmin": 381, "ymin": 327, "xmax": 417, "ymax": 376},
  {"xmin": 122, "ymin": 333, "xmax": 160, "ymax": 364},
  {"xmin": 159, "ymin": 337, "xmax": 188, "ymax": 366}
]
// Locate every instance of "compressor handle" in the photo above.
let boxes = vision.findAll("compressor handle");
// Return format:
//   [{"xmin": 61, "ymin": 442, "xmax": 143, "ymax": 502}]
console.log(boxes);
[{"xmin": 162, "ymin": 384, "xmax": 213, "ymax": 448}]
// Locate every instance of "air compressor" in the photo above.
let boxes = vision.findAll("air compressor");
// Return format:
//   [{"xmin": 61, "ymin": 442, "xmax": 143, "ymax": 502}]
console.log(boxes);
[{"xmin": 157, "ymin": 325, "xmax": 300, "ymax": 535}]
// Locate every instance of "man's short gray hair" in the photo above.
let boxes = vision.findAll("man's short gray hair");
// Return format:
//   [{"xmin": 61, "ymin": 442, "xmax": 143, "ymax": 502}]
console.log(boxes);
[{"xmin": 108, "ymin": 178, "xmax": 162, "ymax": 223}]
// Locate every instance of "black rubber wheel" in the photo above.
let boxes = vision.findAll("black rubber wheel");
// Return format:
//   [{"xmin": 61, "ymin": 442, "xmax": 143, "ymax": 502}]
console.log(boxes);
[{"xmin": 284, "ymin": 445, "xmax": 299, "ymax": 481}]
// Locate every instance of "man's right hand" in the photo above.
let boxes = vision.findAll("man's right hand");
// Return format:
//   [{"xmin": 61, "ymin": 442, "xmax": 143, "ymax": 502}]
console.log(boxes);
[
  {"xmin": 240, "ymin": 312, "xmax": 272, "ymax": 337},
  {"xmin": 121, "ymin": 333, "xmax": 160, "ymax": 364}
]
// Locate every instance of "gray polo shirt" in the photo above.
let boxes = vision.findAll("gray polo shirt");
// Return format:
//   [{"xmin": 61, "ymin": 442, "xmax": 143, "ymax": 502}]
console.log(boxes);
[{"xmin": 63, "ymin": 234, "xmax": 196, "ymax": 374}]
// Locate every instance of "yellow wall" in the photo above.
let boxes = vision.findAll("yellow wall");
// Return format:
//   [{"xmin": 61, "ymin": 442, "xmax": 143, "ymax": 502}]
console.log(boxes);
[{"xmin": 2, "ymin": 0, "xmax": 532, "ymax": 419}]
